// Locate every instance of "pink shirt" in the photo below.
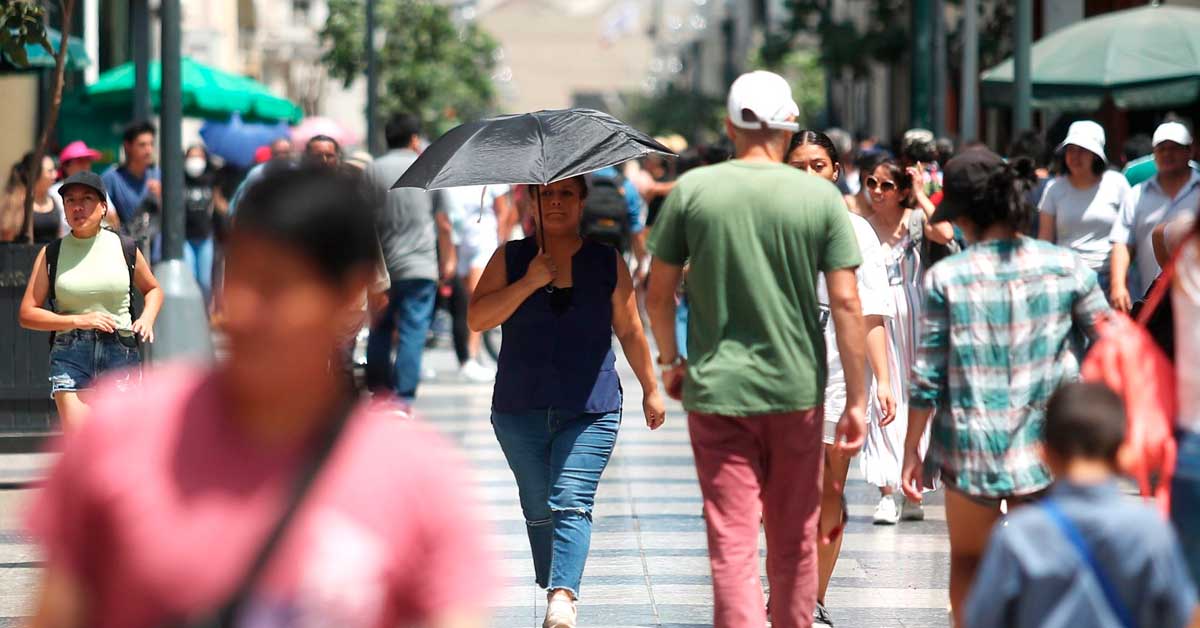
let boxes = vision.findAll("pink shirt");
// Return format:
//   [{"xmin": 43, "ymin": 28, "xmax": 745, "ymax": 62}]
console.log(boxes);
[{"xmin": 29, "ymin": 366, "xmax": 495, "ymax": 628}]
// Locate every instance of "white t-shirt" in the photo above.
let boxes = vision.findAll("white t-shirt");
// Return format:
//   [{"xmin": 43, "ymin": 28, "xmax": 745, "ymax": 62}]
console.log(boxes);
[
  {"xmin": 1039, "ymin": 170, "xmax": 1130, "ymax": 279},
  {"xmin": 445, "ymin": 184, "xmax": 509, "ymax": 251},
  {"xmin": 818, "ymin": 212, "xmax": 894, "ymax": 434},
  {"xmin": 1175, "ymin": 238, "xmax": 1200, "ymax": 432}
]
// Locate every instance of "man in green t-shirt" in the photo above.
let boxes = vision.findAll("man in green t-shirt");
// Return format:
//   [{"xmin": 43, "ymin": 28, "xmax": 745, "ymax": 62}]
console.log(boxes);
[{"xmin": 646, "ymin": 71, "xmax": 867, "ymax": 628}]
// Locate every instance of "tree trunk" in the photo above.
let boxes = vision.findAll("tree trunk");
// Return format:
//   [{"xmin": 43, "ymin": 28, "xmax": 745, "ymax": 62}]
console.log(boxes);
[{"xmin": 21, "ymin": 0, "xmax": 77, "ymax": 244}]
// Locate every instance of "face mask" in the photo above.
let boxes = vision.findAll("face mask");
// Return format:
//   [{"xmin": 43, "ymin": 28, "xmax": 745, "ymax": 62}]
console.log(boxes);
[{"xmin": 185, "ymin": 157, "xmax": 207, "ymax": 178}]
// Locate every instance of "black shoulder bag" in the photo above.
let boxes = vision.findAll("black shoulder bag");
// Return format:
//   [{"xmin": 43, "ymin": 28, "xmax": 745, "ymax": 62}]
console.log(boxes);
[{"xmin": 160, "ymin": 394, "xmax": 356, "ymax": 628}]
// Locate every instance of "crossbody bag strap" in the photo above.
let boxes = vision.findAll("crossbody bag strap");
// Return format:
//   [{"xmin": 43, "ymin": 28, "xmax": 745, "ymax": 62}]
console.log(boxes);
[
  {"xmin": 185, "ymin": 394, "xmax": 358, "ymax": 628},
  {"xmin": 1041, "ymin": 500, "xmax": 1138, "ymax": 628}
]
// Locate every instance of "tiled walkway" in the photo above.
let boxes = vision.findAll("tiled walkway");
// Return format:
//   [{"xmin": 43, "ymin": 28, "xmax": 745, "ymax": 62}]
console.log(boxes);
[{"xmin": 414, "ymin": 349, "xmax": 952, "ymax": 628}]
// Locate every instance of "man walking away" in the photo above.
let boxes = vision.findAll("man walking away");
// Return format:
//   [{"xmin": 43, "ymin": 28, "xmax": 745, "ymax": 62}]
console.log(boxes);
[
  {"xmin": 364, "ymin": 113, "xmax": 455, "ymax": 401},
  {"xmin": 101, "ymin": 121, "xmax": 161, "ymax": 239},
  {"xmin": 646, "ymin": 71, "xmax": 869, "ymax": 628}
]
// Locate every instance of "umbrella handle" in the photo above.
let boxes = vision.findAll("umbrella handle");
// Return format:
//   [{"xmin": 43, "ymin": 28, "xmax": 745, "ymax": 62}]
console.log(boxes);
[{"xmin": 535, "ymin": 184, "xmax": 545, "ymax": 253}]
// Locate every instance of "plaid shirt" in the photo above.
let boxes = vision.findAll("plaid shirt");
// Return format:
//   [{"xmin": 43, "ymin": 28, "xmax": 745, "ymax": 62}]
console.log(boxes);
[{"xmin": 911, "ymin": 237, "xmax": 1109, "ymax": 498}]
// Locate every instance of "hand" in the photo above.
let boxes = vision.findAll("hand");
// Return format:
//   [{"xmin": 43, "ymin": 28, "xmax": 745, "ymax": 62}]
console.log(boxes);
[
  {"xmin": 662, "ymin": 362, "xmax": 686, "ymax": 401},
  {"xmin": 368, "ymin": 290, "xmax": 390, "ymax": 322},
  {"xmin": 73, "ymin": 312, "xmax": 117, "ymax": 333},
  {"xmin": 901, "ymin": 446, "xmax": 925, "ymax": 503},
  {"xmin": 906, "ymin": 166, "xmax": 928, "ymax": 199},
  {"xmin": 876, "ymin": 384, "xmax": 897, "ymax": 427},
  {"xmin": 833, "ymin": 404, "xmax": 866, "ymax": 456},
  {"xmin": 131, "ymin": 317, "xmax": 155, "ymax": 343},
  {"xmin": 523, "ymin": 253, "xmax": 556, "ymax": 288},
  {"xmin": 634, "ymin": 257, "xmax": 651, "ymax": 286},
  {"xmin": 440, "ymin": 257, "xmax": 457, "ymax": 284},
  {"xmin": 643, "ymin": 390, "xmax": 666, "ymax": 430},
  {"xmin": 1111, "ymin": 286, "xmax": 1133, "ymax": 313},
  {"xmin": 146, "ymin": 179, "xmax": 162, "ymax": 200}
]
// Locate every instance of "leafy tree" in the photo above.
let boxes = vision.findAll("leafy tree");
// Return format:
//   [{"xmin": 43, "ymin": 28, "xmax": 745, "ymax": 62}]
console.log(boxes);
[
  {"xmin": 321, "ymin": 0, "xmax": 499, "ymax": 138},
  {"xmin": 626, "ymin": 83, "xmax": 725, "ymax": 145},
  {"xmin": 1, "ymin": 0, "xmax": 76, "ymax": 244}
]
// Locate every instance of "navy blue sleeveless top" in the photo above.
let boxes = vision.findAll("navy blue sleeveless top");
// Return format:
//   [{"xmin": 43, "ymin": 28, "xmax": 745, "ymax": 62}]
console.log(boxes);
[{"xmin": 492, "ymin": 237, "xmax": 622, "ymax": 415}]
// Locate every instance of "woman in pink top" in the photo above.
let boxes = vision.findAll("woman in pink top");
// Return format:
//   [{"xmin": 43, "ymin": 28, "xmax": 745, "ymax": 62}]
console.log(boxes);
[{"xmin": 28, "ymin": 165, "xmax": 495, "ymax": 628}]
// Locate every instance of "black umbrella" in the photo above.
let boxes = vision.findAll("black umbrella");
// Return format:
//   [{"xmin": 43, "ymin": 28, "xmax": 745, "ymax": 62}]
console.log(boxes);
[{"xmin": 392, "ymin": 108, "xmax": 675, "ymax": 248}]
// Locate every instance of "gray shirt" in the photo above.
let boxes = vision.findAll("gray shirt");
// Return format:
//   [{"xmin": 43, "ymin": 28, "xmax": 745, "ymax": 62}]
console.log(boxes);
[
  {"xmin": 1039, "ymin": 171, "xmax": 1130, "ymax": 280},
  {"xmin": 365, "ymin": 149, "xmax": 447, "ymax": 282},
  {"xmin": 965, "ymin": 481, "xmax": 1197, "ymax": 628}
]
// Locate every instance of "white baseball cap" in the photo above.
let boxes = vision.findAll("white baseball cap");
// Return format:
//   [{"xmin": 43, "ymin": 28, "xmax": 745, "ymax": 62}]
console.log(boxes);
[
  {"xmin": 1058, "ymin": 120, "xmax": 1107, "ymax": 164},
  {"xmin": 1153, "ymin": 121, "xmax": 1193, "ymax": 148},
  {"xmin": 727, "ymin": 71, "xmax": 800, "ymax": 133}
]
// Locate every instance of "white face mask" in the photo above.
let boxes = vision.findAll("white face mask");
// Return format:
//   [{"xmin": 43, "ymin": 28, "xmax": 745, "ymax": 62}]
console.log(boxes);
[{"xmin": 185, "ymin": 157, "xmax": 207, "ymax": 178}]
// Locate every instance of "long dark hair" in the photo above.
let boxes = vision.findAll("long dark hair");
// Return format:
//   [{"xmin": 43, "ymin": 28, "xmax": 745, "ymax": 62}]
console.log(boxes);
[{"xmin": 968, "ymin": 157, "xmax": 1038, "ymax": 233}]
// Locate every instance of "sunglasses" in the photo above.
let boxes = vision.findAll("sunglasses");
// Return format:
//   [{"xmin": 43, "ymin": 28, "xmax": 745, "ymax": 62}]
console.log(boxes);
[{"xmin": 865, "ymin": 176, "xmax": 897, "ymax": 192}]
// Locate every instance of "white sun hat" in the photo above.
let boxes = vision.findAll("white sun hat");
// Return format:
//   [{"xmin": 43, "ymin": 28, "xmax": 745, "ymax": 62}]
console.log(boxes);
[{"xmin": 1058, "ymin": 120, "xmax": 1108, "ymax": 164}]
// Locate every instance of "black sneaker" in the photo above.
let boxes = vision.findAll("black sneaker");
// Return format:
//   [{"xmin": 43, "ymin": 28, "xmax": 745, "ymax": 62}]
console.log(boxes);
[{"xmin": 813, "ymin": 602, "xmax": 835, "ymax": 627}]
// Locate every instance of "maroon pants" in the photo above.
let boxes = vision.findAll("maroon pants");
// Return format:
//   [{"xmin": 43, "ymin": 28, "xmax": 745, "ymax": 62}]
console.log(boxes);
[{"xmin": 688, "ymin": 408, "xmax": 824, "ymax": 628}]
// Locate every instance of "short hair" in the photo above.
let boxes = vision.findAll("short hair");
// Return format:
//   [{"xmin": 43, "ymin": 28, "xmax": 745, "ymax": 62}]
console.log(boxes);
[
  {"xmin": 305, "ymin": 134, "xmax": 340, "ymax": 154},
  {"xmin": 234, "ymin": 165, "xmax": 378, "ymax": 284},
  {"xmin": 122, "ymin": 120, "xmax": 156, "ymax": 144},
  {"xmin": 385, "ymin": 113, "xmax": 421, "ymax": 150},
  {"xmin": 1044, "ymin": 382, "xmax": 1126, "ymax": 463}
]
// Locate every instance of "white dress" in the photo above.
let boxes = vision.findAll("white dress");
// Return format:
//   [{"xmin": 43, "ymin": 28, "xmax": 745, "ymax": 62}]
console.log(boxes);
[{"xmin": 860, "ymin": 215, "xmax": 933, "ymax": 490}]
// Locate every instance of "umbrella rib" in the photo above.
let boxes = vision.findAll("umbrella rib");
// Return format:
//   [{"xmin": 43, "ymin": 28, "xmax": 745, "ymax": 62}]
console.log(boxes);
[{"xmin": 534, "ymin": 113, "xmax": 548, "ymax": 185}]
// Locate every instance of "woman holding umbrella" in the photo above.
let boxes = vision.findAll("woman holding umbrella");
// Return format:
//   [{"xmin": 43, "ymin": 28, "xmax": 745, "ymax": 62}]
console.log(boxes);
[{"xmin": 469, "ymin": 175, "xmax": 665, "ymax": 628}]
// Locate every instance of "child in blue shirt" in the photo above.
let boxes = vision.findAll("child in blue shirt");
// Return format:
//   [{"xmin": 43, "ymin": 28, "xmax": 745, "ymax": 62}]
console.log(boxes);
[{"xmin": 965, "ymin": 382, "xmax": 1199, "ymax": 628}]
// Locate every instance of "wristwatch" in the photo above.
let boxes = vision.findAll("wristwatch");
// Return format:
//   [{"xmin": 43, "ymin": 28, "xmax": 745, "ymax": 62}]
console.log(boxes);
[{"xmin": 656, "ymin": 353, "xmax": 683, "ymax": 368}]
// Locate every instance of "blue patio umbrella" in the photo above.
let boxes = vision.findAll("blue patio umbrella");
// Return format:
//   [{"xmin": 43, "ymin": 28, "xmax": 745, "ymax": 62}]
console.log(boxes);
[{"xmin": 199, "ymin": 112, "xmax": 290, "ymax": 169}]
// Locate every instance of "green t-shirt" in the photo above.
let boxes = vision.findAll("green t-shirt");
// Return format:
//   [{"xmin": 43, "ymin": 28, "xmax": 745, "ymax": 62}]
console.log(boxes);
[
  {"xmin": 54, "ymin": 229, "xmax": 133, "ymax": 331},
  {"xmin": 649, "ymin": 160, "xmax": 862, "ymax": 416}
]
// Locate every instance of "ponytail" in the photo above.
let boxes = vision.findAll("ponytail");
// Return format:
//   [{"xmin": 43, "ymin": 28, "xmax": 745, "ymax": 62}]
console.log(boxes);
[{"xmin": 973, "ymin": 157, "xmax": 1038, "ymax": 232}]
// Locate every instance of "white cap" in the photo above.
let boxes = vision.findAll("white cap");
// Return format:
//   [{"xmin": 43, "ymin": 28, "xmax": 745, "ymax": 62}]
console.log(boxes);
[
  {"xmin": 727, "ymin": 71, "xmax": 800, "ymax": 133},
  {"xmin": 1153, "ymin": 121, "xmax": 1193, "ymax": 148},
  {"xmin": 1058, "ymin": 120, "xmax": 1107, "ymax": 164}
]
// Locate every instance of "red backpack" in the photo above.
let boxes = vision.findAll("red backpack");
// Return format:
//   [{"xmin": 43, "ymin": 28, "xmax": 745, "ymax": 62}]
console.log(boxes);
[{"xmin": 1081, "ymin": 262, "xmax": 1178, "ymax": 516}]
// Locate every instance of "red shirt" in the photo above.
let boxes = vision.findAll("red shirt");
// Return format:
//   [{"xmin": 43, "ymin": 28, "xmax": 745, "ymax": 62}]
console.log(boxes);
[{"xmin": 29, "ymin": 366, "xmax": 495, "ymax": 628}]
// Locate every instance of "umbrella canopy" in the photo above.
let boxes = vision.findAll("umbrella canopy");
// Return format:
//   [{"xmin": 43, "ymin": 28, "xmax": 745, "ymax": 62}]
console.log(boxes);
[
  {"xmin": 292, "ymin": 116, "xmax": 361, "ymax": 149},
  {"xmin": 199, "ymin": 112, "xmax": 291, "ymax": 169},
  {"xmin": 1, "ymin": 27, "xmax": 89, "ymax": 72},
  {"xmin": 393, "ymin": 108, "xmax": 674, "ymax": 191},
  {"xmin": 981, "ymin": 4, "xmax": 1200, "ymax": 110},
  {"xmin": 86, "ymin": 57, "xmax": 303, "ymax": 123}
]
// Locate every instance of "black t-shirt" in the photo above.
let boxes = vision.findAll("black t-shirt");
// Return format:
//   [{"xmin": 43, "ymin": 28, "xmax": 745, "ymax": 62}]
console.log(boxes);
[{"xmin": 184, "ymin": 179, "xmax": 215, "ymax": 240}]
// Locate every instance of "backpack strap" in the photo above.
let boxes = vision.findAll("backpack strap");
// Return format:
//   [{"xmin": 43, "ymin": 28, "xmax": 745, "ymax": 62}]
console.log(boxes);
[
  {"xmin": 45, "ymin": 238, "xmax": 64, "ymax": 309},
  {"xmin": 114, "ymin": 230, "xmax": 140, "ymax": 322},
  {"xmin": 1041, "ymin": 499, "xmax": 1138, "ymax": 628}
]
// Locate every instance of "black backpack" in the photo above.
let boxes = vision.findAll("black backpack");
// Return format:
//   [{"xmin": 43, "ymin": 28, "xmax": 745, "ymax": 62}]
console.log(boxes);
[
  {"xmin": 45, "ymin": 229, "xmax": 139, "ymax": 344},
  {"xmin": 581, "ymin": 173, "xmax": 631, "ymax": 251}
]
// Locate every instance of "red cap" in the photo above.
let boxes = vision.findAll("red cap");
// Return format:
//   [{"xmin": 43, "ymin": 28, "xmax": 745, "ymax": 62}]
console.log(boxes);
[{"xmin": 59, "ymin": 140, "xmax": 102, "ymax": 164}]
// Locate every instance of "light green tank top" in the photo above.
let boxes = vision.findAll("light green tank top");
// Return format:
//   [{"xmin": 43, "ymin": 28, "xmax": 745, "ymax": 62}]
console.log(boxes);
[{"xmin": 54, "ymin": 230, "xmax": 132, "ymax": 331}]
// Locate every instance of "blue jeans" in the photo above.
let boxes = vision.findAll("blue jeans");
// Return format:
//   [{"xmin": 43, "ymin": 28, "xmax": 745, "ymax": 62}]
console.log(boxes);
[
  {"xmin": 182, "ymin": 237, "xmax": 215, "ymax": 304},
  {"xmin": 366, "ymin": 279, "xmax": 437, "ymax": 399},
  {"xmin": 491, "ymin": 407, "xmax": 621, "ymax": 598},
  {"xmin": 1172, "ymin": 429, "xmax": 1200, "ymax": 587},
  {"xmin": 48, "ymin": 329, "xmax": 141, "ymax": 395},
  {"xmin": 675, "ymin": 293, "xmax": 689, "ymax": 360}
]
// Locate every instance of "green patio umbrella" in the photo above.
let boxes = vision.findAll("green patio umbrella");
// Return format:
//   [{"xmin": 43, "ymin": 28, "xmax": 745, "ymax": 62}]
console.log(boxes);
[
  {"xmin": 1, "ymin": 27, "xmax": 89, "ymax": 72},
  {"xmin": 981, "ymin": 4, "xmax": 1200, "ymax": 110},
  {"xmin": 85, "ymin": 56, "xmax": 303, "ymax": 124}
]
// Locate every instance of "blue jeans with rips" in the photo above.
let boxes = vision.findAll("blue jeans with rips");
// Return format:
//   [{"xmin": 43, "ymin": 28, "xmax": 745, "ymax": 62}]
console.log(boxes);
[
  {"xmin": 491, "ymin": 406, "xmax": 621, "ymax": 598},
  {"xmin": 366, "ymin": 279, "xmax": 437, "ymax": 400}
]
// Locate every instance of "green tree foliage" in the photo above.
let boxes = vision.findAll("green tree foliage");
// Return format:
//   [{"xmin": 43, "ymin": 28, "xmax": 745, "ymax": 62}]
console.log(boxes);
[
  {"xmin": 321, "ymin": 0, "xmax": 499, "ymax": 136},
  {"xmin": 749, "ymin": 47, "xmax": 825, "ymax": 128},
  {"xmin": 626, "ymin": 83, "xmax": 725, "ymax": 144},
  {"xmin": 0, "ymin": 0, "xmax": 54, "ymax": 68}
]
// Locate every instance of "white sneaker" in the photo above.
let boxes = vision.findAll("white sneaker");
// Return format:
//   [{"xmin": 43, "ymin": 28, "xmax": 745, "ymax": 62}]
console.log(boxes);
[
  {"xmin": 872, "ymin": 494, "xmax": 900, "ymax": 525},
  {"xmin": 458, "ymin": 360, "xmax": 496, "ymax": 383},
  {"xmin": 901, "ymin": 497, "xmax": 926, "ymax": 521},
  {"xmin": 421, "ymin": 366, "xmax": 437, "ymax": 381},
  {"xmin": 543, "ymin": 595, "xmax": 577, "ymax": 628}
]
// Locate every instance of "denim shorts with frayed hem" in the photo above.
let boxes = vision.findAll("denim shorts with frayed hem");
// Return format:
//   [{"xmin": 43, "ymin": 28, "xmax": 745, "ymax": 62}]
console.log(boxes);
[{"xmin": 48, "ymin": 329, "xmax": 141, "ymax": 396}]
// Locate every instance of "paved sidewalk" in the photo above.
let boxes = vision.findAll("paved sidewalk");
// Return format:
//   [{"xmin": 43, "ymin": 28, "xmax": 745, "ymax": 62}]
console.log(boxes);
[{"xmin": 414, "ymin": 349, "xmax": 952, "ymax": 628}]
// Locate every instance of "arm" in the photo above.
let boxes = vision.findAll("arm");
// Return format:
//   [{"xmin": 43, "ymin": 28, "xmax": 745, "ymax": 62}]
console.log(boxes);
[
  {"xmin": 494, "ymin": 192, "xmax": 514, "ymax": 244},
  {"xmin": 467, "ymin": 246, "xmax": 551, "ymax": 332},
  {"xmin": 18, "ymin": 248, "xmax": 115, "ymax": 333},
  {"xmin": 612, "ymin": 254, "xmax": 665, "ymax": 429},
  {"xmin": 826, "ymin": 268, "xmax": 868, "ymax": 453},
  {"xmin": 435, "ymin": 210, "xmax": 457, "ymax": 284},
  {"xmin": 1037, "ymin": 212, "xmax": 1056, "ymax": 242},
  {"xmin": 29, "ymin": 567, "xmax": 87, "ymax": 628},
  {"xmin": 646, "ymin": 259, "xmax": 684, "ymax": 399},
  {"xmin": 1110, "ymin": 243, "xmax": 1134, "ymax": 312},
  {"xmin": 908, "ymin": 166, "xmax": 955, "ymax": 244},
  {"xmin": 864, "ymin": 314, "xmax": 896, "ymax": 426},
  {"xmin": 902, "ymin": 275, "xmax": 950, "ymax": 501},
  {"xmin": 130, "ymin": 249, "xmax": 163, "ymax": 342}
]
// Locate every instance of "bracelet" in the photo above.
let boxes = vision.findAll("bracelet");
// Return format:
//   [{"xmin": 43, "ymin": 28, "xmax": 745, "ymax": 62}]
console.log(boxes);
[{"xmin": 656, "ymin": 354, "xmax": 683, "ymax": 368}]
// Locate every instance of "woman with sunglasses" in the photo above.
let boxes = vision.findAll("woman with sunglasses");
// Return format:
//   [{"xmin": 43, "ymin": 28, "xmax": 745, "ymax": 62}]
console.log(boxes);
[
  {"xmin": 862, "ymin": 159, "xmax": 955, "ymax": 524},
  {"xmin": 785, "ymin": 130, "xmax": 897, "ymax": 628}
]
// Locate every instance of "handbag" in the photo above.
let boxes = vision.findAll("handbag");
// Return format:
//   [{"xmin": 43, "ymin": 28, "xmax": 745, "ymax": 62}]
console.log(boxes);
[{"xmin": 159, "ymin": 394, "xmax": 356, "ymax": 628}]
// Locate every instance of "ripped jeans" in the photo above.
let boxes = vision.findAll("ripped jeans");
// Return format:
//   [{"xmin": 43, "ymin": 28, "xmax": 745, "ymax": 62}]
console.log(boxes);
[{"xmin": 491, "ymin": 407, "xmax": 621, "ymax": 598}]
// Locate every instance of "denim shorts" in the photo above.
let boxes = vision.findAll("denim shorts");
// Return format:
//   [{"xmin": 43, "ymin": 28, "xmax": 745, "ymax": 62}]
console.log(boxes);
[{"xmin": 48, "ymin": 329, "xmax": 142, "ymax": 396}]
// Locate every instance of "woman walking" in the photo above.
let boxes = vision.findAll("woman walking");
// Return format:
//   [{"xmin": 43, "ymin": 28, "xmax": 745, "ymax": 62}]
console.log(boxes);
[
  {"xmin": 26, "ymin": 165, "xmax": 496, "ymax": 628},
  {"xmin": 785, "ymin": 130, "xmax": 896, "ymax": 628},
  {"xmin": 18, "ymin": 172, "xmax": 162, "ymax": 428},
  {"xmin": 183, "ymin": 145, "xmax": 225, "ymax": 304},
  {"xmin": 1, "ymin": 153, "xmax": 66, "ymax": 243},
  {"xmin": 469, "ymin": 176, "xmax": 665, "ymax": 628},
  {"xmin": 1037, "ymin": 120, "xmax": 1130, "ymax": 294},
  {"xmin": 863, "ymin": 158, "xmax": 956, "ymax": 524},
  {"xmin": 901, "ymin": 149, "xmax": 1109, "ymax": 627}
]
